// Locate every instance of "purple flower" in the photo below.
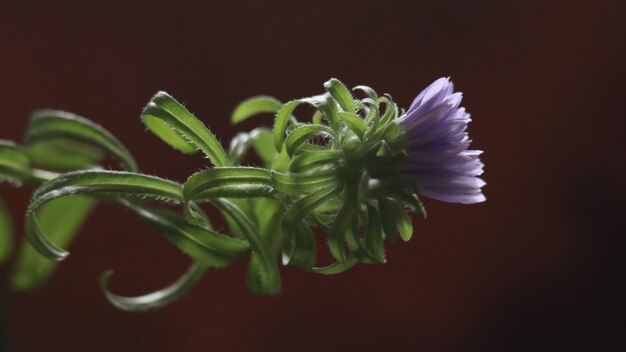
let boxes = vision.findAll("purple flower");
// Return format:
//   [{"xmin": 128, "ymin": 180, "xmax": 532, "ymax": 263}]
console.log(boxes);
[{"xmin": 395, "ymin": 77, "xmax": 486, "ymax": 204}]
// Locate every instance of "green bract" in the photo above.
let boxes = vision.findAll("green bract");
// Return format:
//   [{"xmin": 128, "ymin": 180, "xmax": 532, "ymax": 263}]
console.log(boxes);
[{"xmin": 0, "ymin": 78, "xmax": 425, "ymax": 311}]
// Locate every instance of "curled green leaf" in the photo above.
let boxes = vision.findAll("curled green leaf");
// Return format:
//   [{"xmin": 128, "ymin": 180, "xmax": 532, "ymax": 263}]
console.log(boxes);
[
  {"xmin": 313, "ymin": 254, "xmax": 358, "ymax": 275},
  {"xmin": 100, "ymin": 262, "xmax": 207, "ymax": 312},
  {"xmin": 324, "ymin": 78, "xmax": 355, "ymax": 113},
  {"xmin": 337, "ymin": 112, "xmax": 367, "ymax": 139},
  {"xmin": 285, "ymin": 124, "xmax": 335, "ymax": 157},
  {"xmin": 352, "ymin": 85, "xmax": 378, "ymax": 100},
  {"xmin": 271, "ymin": 168, "xmax": 339, "ymax": 194},
  {"xmin": 282, "ymin": 185, "xmax": 341, "ymax": 241},
  {"xmin": 25, "ymin": 170, "xmax": 183, "ymax": 261},
  {"xmin": 273, "ymin": 95, "xmax": 326, "ymax": 151},
  {"xmin": 282, "ymin": 223, "xmax": 316, "ymax": 270},
  {"xmin": 184, "ymin": 167, "xmax": 273, "ymax": 205},
  {"xmin": 12, "ymin": 196, "xmax": 95, "ymax": 290},
  {"xmin": 288, "ymin": 150, "xmax": 344, "ymax": 173}
]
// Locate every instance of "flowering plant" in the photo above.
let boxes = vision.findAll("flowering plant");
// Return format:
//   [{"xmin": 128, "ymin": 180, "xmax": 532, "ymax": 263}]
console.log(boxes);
[{"xmin": 0, "ymin": 78, "xmax": 484, "ymax": 311}]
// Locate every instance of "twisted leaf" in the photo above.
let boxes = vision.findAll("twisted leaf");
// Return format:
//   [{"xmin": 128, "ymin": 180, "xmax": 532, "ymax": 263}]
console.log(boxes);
[{"xmin": 25, "ymin": 170, "xmax": 182, "ymax": 261}]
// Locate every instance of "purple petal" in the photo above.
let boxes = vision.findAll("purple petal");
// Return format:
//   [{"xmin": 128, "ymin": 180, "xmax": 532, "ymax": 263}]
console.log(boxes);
[{"xmin": 395, "ymin": 78, "xmax": 485, "ymax": 205}]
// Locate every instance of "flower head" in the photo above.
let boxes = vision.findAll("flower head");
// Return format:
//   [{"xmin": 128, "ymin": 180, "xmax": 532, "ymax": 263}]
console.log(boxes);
[{"xmin": 395, "ymin": 77, "xmax": 485, "ymax": 204}]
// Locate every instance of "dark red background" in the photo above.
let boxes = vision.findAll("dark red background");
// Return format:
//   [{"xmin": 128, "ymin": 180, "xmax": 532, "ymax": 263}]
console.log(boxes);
[{"xmin": 0, "ymin": 1, "xmax": 624, "ymax": 351}]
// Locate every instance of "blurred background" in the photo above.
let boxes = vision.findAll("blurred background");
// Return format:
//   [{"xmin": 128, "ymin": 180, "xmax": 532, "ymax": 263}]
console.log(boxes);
[{"xmin": 0, "ymin": 1, "xmax": 624, "ymax": 351}]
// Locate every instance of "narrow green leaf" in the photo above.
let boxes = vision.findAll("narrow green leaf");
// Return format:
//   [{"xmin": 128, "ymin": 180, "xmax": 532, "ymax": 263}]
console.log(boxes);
[
  {"xmin": 25, "ymin": 170, "xmax": 183, "ymax": 261},
  {"xmin": 271, "ymin": 168, "xmax": 339, "ymax": 194},
  {"xmin": 338, "ymin": 112, "xmax": 366, "ymax": 139},
  {"xmin": 228, "ymin": 132, "xmax": 252, "ymax": 165},
  {"xmin": 327, "ymin": 198, "xmax": 353, "ymax": 262},
  {"xmin": 231, "ymin": 96, "xmax": 282, "ymax": 124},
  {"xmin": 312, "ymin": 111, "xmax": 323, "ymax": 125},
  {"xmin": 285, "ymin": 124, "xmax": 334, "ymax": 157},
  {"xmin": 26, "ymin": 110, "xmax": 137, "ymax": 171},
  {"xmin": 12, "ymin": 196, "xmax": 95, "ymax": 290},
  {"xmin": 142, "ymin": 91, "xmax": 228, "ymax": 166},
  {"xmin": 317, "ymin": 95, "xmax": 340, "ymax": 131},
  {"xmin": 100, "ymin": 262, "xmax": 207, "ymax": 312},
  {"xmin": 282, "ymin": 223, "xmax": 316, "ymax": 271},
  {"xmin": 324, "ymin": 78, "xmax": 355, "ymax": 113},
  {"xmin": 363, "ymin": 105, "xmax": 380, "ymax": 141},
  {"xmin": 228, "ymin": 128, "xmax": 275, "ymax": 166},
  {"xmin": 378, "ymin": 197, "xmax": 411, "ymax": 243},
  {"xmin": 390, "ymin": 189, "xmax": 427, "ymax": 218},
  {"xmin": 250, "ymin": 128, "xmax": 275, "ymax": 165},
  {"xmin": 121, "ymin": 200, "xmax": 249, "ymax": 267},
  {"xmin": 364, "ymin": 204, "xmax": 385, "ymax": 263},
  {"xmin": 184, "ymin": 167, "xmax": 273, "ymax": 205},
  {"xmin": 26, "ymin": 142, "xmax": 102, "ymax": 171},
  {"xmin": 282, "ymin": 185, "xmax": 341, "ymax": 234},
  {"xmin": 213, "ymin": 199, "xmax": 280, "ymax": 295},
  {"xmin": 0, "ymin": 140, "xmax": 31, "ymax": 183},
  {"xmin": 397, "ymin": 209, "xmax": 413, "ymax": 242},
  {"xmin": 353, "ymin": 85, "xmax": 378, "ymax": 100},
  {"xmin": 0, "ymin": 197, "xmax": 13, "ymax": 264},
  {"xmin": 313, "ymin": 254, "xmax": 358, "ymax": 275},
  {"xmin": 379, "ymin": 121, "xmax": 401, "ymax": 144},
  {"xmin": 250, "ymin": 197, "xmax": 281, "ymax": 237},
  {"xmin": 273, "ymin": 96, "xmax": 325, "ymax": 151},
  {"xmin": 288, "ymin": 150, "xmax": 343, "ymax": 173}
]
